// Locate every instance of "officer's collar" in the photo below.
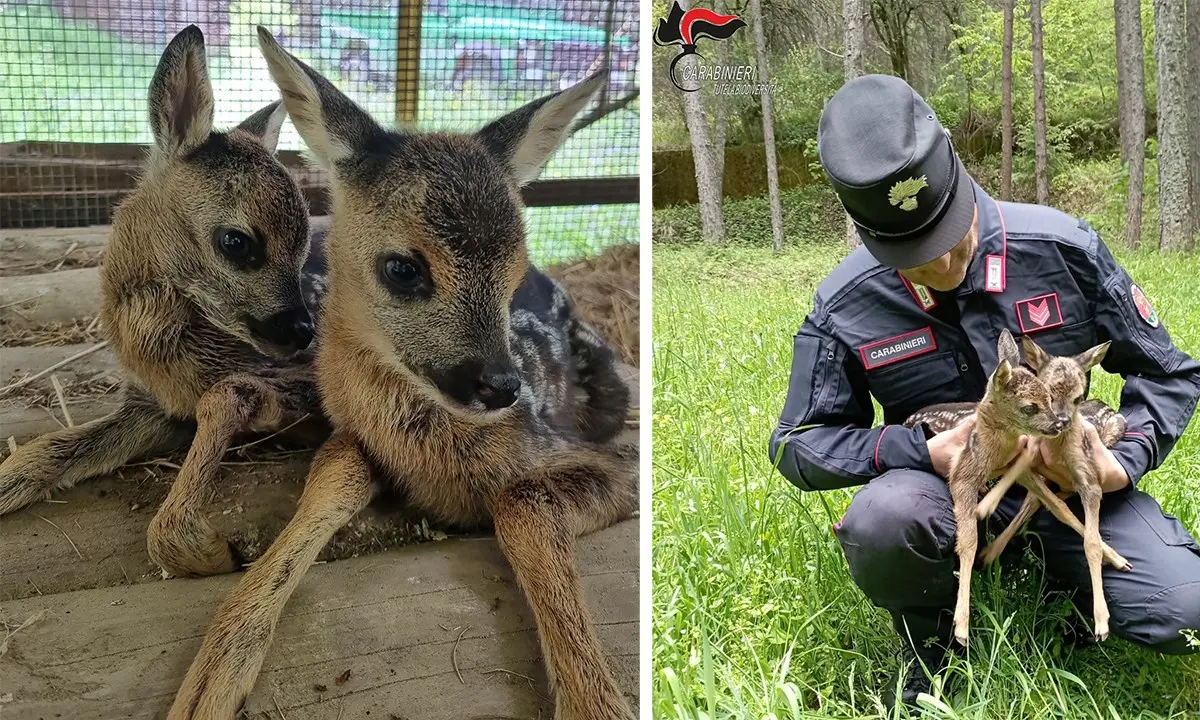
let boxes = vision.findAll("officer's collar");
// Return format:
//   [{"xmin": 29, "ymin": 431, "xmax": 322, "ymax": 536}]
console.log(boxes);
[{"xmin": 956, "ymin": 182, "xmax": 1007, "ymax": 297}]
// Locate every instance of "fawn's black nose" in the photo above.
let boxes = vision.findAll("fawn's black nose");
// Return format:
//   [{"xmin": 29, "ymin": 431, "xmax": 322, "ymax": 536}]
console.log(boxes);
[
  {"xmin": 1049, "ymin": 415, "xmax": 1073, "ymax": 434},
  {"xmin": 245, "ymin": 306, "xmax": 314, "ymax": 353},
  {"xmin": 475, "ymin": 366, "xmax": 521, "ymax": 410}
]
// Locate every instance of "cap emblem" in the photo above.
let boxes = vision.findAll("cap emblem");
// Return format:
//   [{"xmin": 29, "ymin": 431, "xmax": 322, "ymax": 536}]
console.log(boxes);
[{"xmin": 888, "ymin": 176, "xmax": 928, "ymax": 211}]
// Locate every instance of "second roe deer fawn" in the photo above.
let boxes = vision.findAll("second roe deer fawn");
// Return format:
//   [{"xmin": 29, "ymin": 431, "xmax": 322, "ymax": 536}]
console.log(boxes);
[
  {"xmin": 165, "ymin": 27, "xmax": 637, "ymax": 720},
  {"xmin": 905, "ymin": 398, "xmax": 1127, "ymax": 565},
  {"xmin": 937, "ymin": 328, "xmax": 1129, "ymax": 645}
]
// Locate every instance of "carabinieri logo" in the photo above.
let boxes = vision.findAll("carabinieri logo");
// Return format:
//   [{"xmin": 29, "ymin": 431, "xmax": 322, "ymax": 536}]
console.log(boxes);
[{"xmin": 653, "ymin": 1, "xmax": 747, "ymax": 92}]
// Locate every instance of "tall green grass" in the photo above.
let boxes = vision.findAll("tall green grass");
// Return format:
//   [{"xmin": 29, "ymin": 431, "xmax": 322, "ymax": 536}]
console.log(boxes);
[{"xmin": 652, "ymin": 244, "xmax": 1200, "ymax": 719}]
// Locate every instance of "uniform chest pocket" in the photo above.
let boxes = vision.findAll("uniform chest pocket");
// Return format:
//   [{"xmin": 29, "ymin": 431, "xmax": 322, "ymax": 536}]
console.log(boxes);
[
  {"xmin": 866, "ymin": 351, "xmax": 965, "ymax": 423},
  {"xmin": 1021, "ymin": 319, "xmax": 1098, "ymax": 359}
]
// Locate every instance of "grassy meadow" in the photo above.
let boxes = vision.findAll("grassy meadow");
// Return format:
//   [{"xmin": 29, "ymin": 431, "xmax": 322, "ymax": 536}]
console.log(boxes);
[{"xmin": 651, "ymin": 239, "xmax": 1200, "ymax": 719}]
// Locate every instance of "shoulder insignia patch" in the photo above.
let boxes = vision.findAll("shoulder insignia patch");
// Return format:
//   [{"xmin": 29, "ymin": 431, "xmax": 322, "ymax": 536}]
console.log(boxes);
[
  {"xmin": 1131, "ymin": 283, "xmax": 1159, "ymax": 327},
  {"xmin": 889, "ymin": 176, "xmax": 928, "ymax": 212}
]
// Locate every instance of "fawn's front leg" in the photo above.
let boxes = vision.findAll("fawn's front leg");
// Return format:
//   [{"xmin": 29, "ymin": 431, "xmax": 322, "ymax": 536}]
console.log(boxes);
[
  {"xmin": 976, "ymin": 444, "xmax": 1036, "ymax": 520},
  {"xmin": 492, "ymin": 469, "xmax": 635, "ymax": 720},
  {"xmin": 147, "ymin": 373, "xmax": 314, "ymax": 577},
  {"xmin": 167, "ymin": 431, "xmax": 372, "ymax": 720},
  {"xmin": 1076, "ymin": 480, "xmax": 1111, "ymax": 640},
  {"xmin": 950, "ymin": 475, "xmax": 982, "ymax": 647},
  {"xmin": 1020, "ymin": 473, "xmax": 1131, "ymax": 571},
  {"xmin": 981, "ymin": 490, "xmax": 1041, "ymax": 566},
  {"xmin": 0, "ymin": 384, "xmax": 191, "ymax": 516}
]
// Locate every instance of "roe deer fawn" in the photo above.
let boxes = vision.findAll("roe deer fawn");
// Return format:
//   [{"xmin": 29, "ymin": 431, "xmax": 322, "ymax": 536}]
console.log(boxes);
[
  {"xmin": 0, "ymin": 25, "xmax": 329, "ymax": 579},
  {"xmin": 165, "ymin": 27, "xmax": 637, "ymax": 720},
  {"xmin": 936, "ymin": 328, "xmax": 1129, "ymax": 645},
  {"xmin": 905, "ymin": 397, "xmax": 1127, "ymax": 565}
]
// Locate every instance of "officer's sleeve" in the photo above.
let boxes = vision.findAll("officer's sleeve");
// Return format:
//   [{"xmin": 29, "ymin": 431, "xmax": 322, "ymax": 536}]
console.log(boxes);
[
  {"xmin": 768, "ymin": 314, "xmax": 936, "ymax": 491},
  {"xmin": 1089, "ymin": 237, "xmax": 1200, "ymax": 487}
]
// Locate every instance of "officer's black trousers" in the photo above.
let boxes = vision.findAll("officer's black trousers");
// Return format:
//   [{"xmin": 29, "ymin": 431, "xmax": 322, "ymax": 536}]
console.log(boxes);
[{"xmin": 834, "ymin": 470, "xmax": 1200, "ymax": 655}]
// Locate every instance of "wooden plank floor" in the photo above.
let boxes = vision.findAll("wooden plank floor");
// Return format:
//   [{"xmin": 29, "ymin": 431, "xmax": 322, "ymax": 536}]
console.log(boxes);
[{"xmin": 0, "ymin": 519, "xmax": 639, "ymax": 719}]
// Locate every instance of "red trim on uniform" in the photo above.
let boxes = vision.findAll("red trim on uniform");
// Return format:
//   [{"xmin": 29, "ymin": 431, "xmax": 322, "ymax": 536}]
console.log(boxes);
[
  {"xmin": 873, "ymin": 426, "xmax": 889, "ymax": 473},
  {"xmin": 986, "ymin": 199, "xmax": 1008, "ymax": 293},
  {"xmin": 1015, "ymin": 292, "xmax": 1064, "ymax": 333},
  {"xmin": 859, "ymin": 327, "xmax": 938, "ymax": 370},
  {"xmin": 1124, "ymin": 431, "xmax": 1148, "ymax": 440},
  {"xmin": 898, "ymin": 272, "xmax": 938, "ymax": 311}
]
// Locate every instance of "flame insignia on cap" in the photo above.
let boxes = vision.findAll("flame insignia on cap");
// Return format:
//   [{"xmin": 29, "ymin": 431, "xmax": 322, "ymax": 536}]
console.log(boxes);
[{"xmin": 889, "ymin": 176, "xmax": 928, "ymax": 211}]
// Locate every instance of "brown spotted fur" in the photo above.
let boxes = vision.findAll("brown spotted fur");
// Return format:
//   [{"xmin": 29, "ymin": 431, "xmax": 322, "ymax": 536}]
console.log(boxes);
[
  {"xmin": 0, "ymin": 25, "xmax": 329, "ymax": 580},
  {"xmin": 936, "ymin": 328, "xmax": 1130, "ymax": 646},
  {"xmin": 165, "ymin": 27, "xmax": 637, "ymax": 720},
  {"xmin": 905, "ymin": 397, "xmax": 1126, "ymax": 564}
]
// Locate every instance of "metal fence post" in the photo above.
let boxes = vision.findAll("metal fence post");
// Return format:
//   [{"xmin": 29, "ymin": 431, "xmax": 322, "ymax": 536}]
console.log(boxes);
[{"xmin": 396, "ymin": 0, "xmax": 423, "ymax": 125}]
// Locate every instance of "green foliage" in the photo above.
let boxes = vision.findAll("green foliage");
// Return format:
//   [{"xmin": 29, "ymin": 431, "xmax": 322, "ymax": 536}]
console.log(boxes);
[
  {"xmin": 654, "ymin": 0, "xmax": 1159, "ymax": 174},
  {"xmin": 653, "ymin": 157, "xmax": 1159, "ymax": 250},
  {"xmin": 929, "ymin": 0, "xmax": 1156, "ymax": 162},
  {"xmin": 653, "ymin": 183, "xmax": 845, "ymax": 245},
  {"xmin": 652, "ymin": 243, "xmax": 1200, "ymax": 718}
]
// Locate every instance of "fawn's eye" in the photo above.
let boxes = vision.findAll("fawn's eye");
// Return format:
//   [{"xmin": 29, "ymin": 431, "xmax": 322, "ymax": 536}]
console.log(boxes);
[
  {"xmin": 1020, "ymin": 403, "xmax": 1039, "ymax": 416},
  {"xmin": 214, "ymin": 228, "xmax": 264, "ymax": 270},
  {"xmin": 1074, "ymin": 394, "xmax": 1085, "ymax": 404},
  {"xmin": 377, "ymin": 253, "xmax": 432, "ymax": 299}
]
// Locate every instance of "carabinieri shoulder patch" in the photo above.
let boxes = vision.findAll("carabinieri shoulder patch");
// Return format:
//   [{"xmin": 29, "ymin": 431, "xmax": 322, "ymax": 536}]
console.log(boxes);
[
  {"xmin": 888, "ymin": 176, "xmax": 928, "ymax": 212},
  {"xmin": 1015, "ymin": 293, "xmax": 1063, "ymax": 333},
  {"xmin": 1131, "ymin": 283, "xmax": 1159, "ymax": 327},
  {"xmin": 859, "ymin": 327, "xmax": 936, "ymax": 370}
]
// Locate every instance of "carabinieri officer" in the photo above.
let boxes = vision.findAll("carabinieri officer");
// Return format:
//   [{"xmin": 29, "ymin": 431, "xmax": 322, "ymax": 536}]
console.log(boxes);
[{"xmin": 768, "ymin": 73, "xmax": 1200, "ymax": 710}]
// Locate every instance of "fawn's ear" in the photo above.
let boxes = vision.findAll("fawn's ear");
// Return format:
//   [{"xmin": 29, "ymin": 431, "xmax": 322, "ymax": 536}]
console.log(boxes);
[
  {"xmin": 236, "ymin": 100, "xmax": 288, "ymax": 153},
  {"xmin": 997, "ymin": 328, "xmax": 1021, "ymax": 367},
  {"xmin": 1074, "ymin": 341, "xmax": 1111, "ymax": 372},
  {"xmin": 1021, "ymin": 335, "xmax": 1051, "ymax": 372},
  {"xmin": 255, "ymin": 26, "xmax": 383, "ymax": 171},
  {"xmin": 148, "ymin": 24, "xmax": 214, "ymax": 156},
  {"xmin": 475, "ymin": 71, "xmax": 606, "ymax": 186},
  {"xmin": 993, "ymin": 359, "xmax": 1013, "ymax": 387}
]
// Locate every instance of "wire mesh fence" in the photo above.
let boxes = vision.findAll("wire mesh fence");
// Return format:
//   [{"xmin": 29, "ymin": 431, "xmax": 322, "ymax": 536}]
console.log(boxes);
[{"xmin": 0, "ymin": 0, "xmax": 640, "ymax": 265}]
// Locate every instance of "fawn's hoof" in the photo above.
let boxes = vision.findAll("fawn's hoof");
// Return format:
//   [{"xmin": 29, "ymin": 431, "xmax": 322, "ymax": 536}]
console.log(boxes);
[
  {"xmin": 1093, "ymin": 614, "xmax": 1111, "ymax": 642},
  {"xmin": 0, "ymin": 454, "xmax": 58, "ymax": 517},
  {"xmin": 975, "ymin": 499, "xmax": 1000, "ymax": 521},
  {"xmin": 147, "ymin": 514, "xmax": 241, "ymax": 577}
]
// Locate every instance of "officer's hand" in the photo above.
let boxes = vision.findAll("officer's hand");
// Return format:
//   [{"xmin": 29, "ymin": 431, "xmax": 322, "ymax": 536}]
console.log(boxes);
[
  {"xmin": 1030, "ymin": 419, "xmax": 1131, "ymax": 494},
  {"xmin": 927, "ymin": 414, "xmax": 976, "ymax": 480}
]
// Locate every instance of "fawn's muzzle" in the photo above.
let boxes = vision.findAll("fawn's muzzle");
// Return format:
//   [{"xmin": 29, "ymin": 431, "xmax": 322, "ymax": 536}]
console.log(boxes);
[
  {"xmin": 244, "ymin": 306, "xmax": 314, "ymax": 354},
  {"xmin": 475, "ymin": 367, "xmax": 522, "ymax": 410},
  {"xmin": 428, "ymin": 358, "xmax": 522, "ymax": 412},
  {"xmin": 1049, "ymin": 415, "xmax": 1073, "ymax": 435}
]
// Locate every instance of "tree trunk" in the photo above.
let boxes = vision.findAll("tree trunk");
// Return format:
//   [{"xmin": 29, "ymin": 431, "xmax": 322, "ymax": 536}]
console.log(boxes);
[
  {"xmin": 677, "ymin": 0, "xmax": 726, "ymax": 244},
  {"xmin": 1188, "ymin": 0, "xmax": 1200, "ymax": 241},
  {"xmin": 1155, "ymin": 0, "xmax": 1192, "ymax": 250},
  {"xmin": 844, "ymin": 0, "xmax": 865, "ymax": 248},
  {"xmin": 1001, "ymin": 0, "xmax": 1014, "ymax": 201},
  {"xmin": 1030, "ymin": 0, "xmax": 1050, "ymax": 204},
  {"xmin": 712, "ymin": 0, "xmax": 728, "ymax": 181},
  {"xmin": 1115, "ymin": 0, "xmax": 1146, "ymax": 249},
  {"xmin": 870, "ymin": 0, "xmax": 914, "ymax": 82},
  {"xmin": 750, "ymin": 0, "xmax": 784, "ymax": 252}
]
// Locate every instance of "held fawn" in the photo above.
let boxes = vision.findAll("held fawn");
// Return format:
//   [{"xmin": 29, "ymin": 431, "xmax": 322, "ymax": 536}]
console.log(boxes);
[
  {"xmin": 905, "ymin": 398, "xmax": 1127, "ymax": 565},
  {"xmin": 0, "ymin": 25, "xmax": 329, "ymax": 579},
  {"xmin": 165, "ymin": 27, "xmax": 637, "ymax": 720},
  {"xmin": 929, "ymin": 328, "xmax": 1129, "ymax": 646}
]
